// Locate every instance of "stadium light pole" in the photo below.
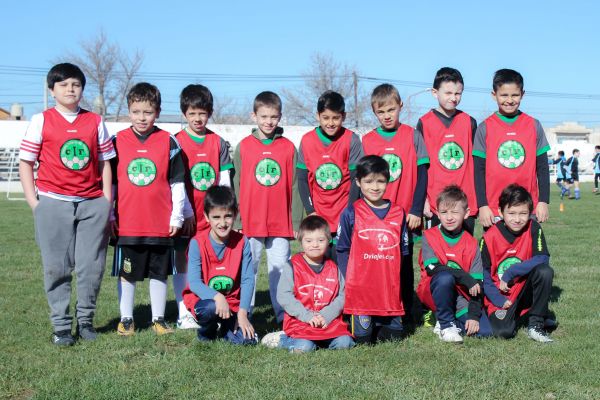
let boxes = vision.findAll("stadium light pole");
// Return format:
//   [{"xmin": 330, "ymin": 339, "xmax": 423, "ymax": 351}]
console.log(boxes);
[{"xmin": 403, "ymin": 88, "xmax": 431, "ymax": 124}]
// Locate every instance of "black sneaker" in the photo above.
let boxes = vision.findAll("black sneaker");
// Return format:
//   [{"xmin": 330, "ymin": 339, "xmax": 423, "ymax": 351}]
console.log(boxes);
[
  {"xmin": 52, "ymin": 330, "xmax": 75, "ymax": 346},
  {"xmin": 76, "ymin": 323, "xmax": 98, "ymax": 341}
]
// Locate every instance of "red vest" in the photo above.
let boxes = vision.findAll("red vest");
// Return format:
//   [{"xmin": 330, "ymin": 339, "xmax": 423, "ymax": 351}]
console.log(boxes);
[
  {"xmin": 300, "ymin": 128, "xmax": 353, "ymax": 232},
  {"xmin": 177, "ymin": 129, "xmax": 222, "ymax": 233},
  {"xmin": 362, "ymin": 125, "xmax": 417, "ymax": 213},
  {"xmin": 416, "ymin": 227, "xmax": 478, "ymax": 311},
  {"xmin": 36, "ymin": 108, "xmax": 103, "ymax": 198},
  {"xmin": 483, "ymin": 223, "xmax": 532, "ymax": 315},
  {"xmin": 238, "ymin": 135, "xmax": 296, "ymax": 237},
  {"xmin": 344, "ymin": 199, "xmax": 405, "ymax": 316},
  {"xmin": 420, "ymin": 111, "xmax": 477, "ymax": 216},
  {"xmin": 115, "ymin": 128, "xmax": 172, "ymax": 237},
  {"xmin": 283, "ymin": 254, "xmax": 350, "ymax": 340},
  {"xmin": 484, "ymin": 113, "xmax": 538, "ymax": 216},
  {"xmin": 182, "ymin": 230, "xmax": 245, "ymax": 317}
]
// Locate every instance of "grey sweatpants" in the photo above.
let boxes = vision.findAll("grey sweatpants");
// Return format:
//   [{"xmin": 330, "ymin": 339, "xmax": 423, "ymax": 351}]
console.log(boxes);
[{"xmin": 34, "ymin": 195, "xmax": 110, "ymax": 331}]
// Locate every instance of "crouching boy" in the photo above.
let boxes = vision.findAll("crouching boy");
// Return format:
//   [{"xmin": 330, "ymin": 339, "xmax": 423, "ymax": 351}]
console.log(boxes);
[
  {"xmin": 261, "ymin": 215, "xmax": 354, "ymax": 352},
  {"xmin": 182, "ymin": 186, "xmax": 257, "ymax": 344}
]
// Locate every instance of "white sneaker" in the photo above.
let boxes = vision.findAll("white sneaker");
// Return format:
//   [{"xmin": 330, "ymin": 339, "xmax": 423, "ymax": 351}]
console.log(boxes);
[
  {"xmin": 433, "ymin": 321, "xmax": 441, "ymax": 335},
  {"xmin": 528, "ymin": 326, "xmax": 554, "ymax": 343},
  {"xmin": 439, "ymin": 323, "xmax": 463, "ymax": 343},
  {"xmin": 261, "ymin": 330, "xmax": 285, "ymax": 348},
  {"xmin": 177, "ymin": 313, "xmax": 200, "ymax": 330}
]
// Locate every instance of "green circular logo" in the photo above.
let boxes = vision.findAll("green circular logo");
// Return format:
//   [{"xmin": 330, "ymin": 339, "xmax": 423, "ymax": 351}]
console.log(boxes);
[
  {"xmin": 60, "ymin": 139, "xmax": 90, "ymax": 170},
  {"xmin": 255, "ymin": 158, "xmax": 281, "ymax": 186},
  {"xmin": 127, "ymin": 158, "xmax": 157, "ymax": 186},
  {"xmin": 190, "ymin": 162, "xmax": 216, "ymax": 191},
  {"xmin": 208, "ymin": 275, "xmax": 234, "ymax": 294},
  {"xmin": 315, "ymin": 162, "xmax": 343, "ymax": 190},
  {"xmin": 497, "ymin": 140, "xmax": 526, "ymax": 169},
  {"xmin": 447, "ymin": 260, "xmax": 462, "ymax": 270},
  {"xmin": 438, "ymin": 142, "xmax": 465, "ymax": 170},
  {"xmin": 497, "ymin": 256, "xmax": 522, "ymax": 280},
  {"xmin": 382, "ymin": 153, "xmax": 402, "ymax": 182}
]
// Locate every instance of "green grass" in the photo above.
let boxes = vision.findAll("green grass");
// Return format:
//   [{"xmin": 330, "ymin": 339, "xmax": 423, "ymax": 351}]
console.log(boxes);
[{"xmin": 1, "ymin": 185, "xmax": 599, "ymax": 399}]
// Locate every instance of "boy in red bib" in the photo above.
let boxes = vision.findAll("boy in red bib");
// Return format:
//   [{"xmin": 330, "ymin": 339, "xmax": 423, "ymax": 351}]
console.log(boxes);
[
  {"xmin": 173, "ymin": 84, "xmax": 233, "ymax": 329},
  {"xmin": 297, "ymin": 91, "xmax": 363, "ymax": 262},
  {"xmin": 473, "ymin": 69, "xmax": 550, "ymax": 228},
  {"xmin": 19, "ymin": 63, "xmax": 114, "ymax": 346},
  {"xmin": 112, "ymin": 83, "xmax": 190, "ymax": 336},
  {"xmin": 337, "ymin": 155, "xmax": 409, "ymax": 344},
  {"xmin": 362, "ymin": 84, "xmax": 429, "ymax": 323},
  {"xmin": 481, "ymin": 184, "xmax": 556, "ymax": 343},
  {"xmin": 233, "ymin": 91, "xmax": 302, "ymax": 323},
  {"xmin": 416, "ymin": 185, "xmax": 491, "ymax": 343},
  {"xmin": 417, "ymin": 68, "xmax": 478, "ymax": 235},
  {"xmin": 260, "ymin": 216, "xmax": 354, "ymax": 352},
  {"xmin": 182, "ymin": 186, "xmax": 257, "ymax": 344}
]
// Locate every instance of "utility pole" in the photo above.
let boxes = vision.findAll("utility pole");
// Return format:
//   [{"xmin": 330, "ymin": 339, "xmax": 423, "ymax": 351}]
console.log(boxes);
[{"xmin": 353, "ymin": 71, "xmax": 359, "ymax": 128}]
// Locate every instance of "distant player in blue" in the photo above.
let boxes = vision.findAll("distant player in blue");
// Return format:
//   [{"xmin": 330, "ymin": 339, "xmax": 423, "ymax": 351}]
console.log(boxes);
[
  {"xmin": 565, "ymin": 149, "xmax": 580, "ymax": 200},
  {"xmin": 551, "ymin": 150, "xmax": 570, "ymax": 198},
  {"xmin": 592, "ymin": 145, "xmax": 600, "ymax": 194}
]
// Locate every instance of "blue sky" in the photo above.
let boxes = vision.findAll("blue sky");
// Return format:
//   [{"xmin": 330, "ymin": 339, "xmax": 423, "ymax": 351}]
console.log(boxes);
[{"xmin": 2, "ymin": 0, "xmax": 599, "ymax": 126}]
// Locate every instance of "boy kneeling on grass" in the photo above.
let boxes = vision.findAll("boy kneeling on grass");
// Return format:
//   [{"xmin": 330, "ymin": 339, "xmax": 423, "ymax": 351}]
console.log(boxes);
[
  {"xmin": 261, "ymin": 215, "xmax": 354, "ymax": 352},
  {"xmin": 182, "ymin": 186, "xmax": 257, "ymax": 344}
]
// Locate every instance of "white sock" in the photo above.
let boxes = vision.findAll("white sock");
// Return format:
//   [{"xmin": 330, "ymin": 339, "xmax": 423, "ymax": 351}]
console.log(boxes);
[
  {"xmin": 149, "ymin": 278, "xmax": 167, "ymax": 321},
  {"xmin": 118, "ymin": 279, "xmax": 136, "ymax": 319},
  {"xmin": 172, "ymin": 272, "xmax": 187, "ymax": 318}
]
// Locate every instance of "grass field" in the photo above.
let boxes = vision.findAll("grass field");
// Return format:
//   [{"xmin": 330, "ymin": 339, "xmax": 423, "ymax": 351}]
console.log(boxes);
[{"xmin": 1, "ymin": 184, "xmax": 599, "ymax": 399}]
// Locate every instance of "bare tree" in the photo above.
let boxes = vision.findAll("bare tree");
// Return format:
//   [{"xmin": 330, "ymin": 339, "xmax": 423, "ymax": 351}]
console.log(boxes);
[
  {"xmin": 58, "ymin": 29, "xmax": 143, "ymax": 120},
  {"xmin": 282, "ymin": 52, "xmax": 373, "ymax": 128},
  {"xmin": 211, "ymin": 96, "xmax": 253, "ymax": 124}
]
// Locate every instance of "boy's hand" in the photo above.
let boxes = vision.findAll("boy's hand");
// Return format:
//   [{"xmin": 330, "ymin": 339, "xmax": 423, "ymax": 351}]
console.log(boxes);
[
  {"xmin": 308, "ymin": 315, "xmax": 323, "ymax": 328},
  {"xmin": 423, "ymin": 199, "xmax": 433, "ymax": 219},
  {"xmin": 181, "ymin": 216, "xmax": 196, "ymax": 237},
  {"xmin": 536, "ymin": 202, "xmax": 549, "ymax": 223},
  {"xmin": 502, "ymin": 299, "xmax": 512, "ymax": 309},
  {"xmin": 478, "ymin": 206, "xmax": 495, "ymax": 228},
  {"xmin": 316, "ymin": 314, "xmax": 328, "ymax": 329},
  {"xmin": 213, "ymin": 293, "xmax": 231, "ymax": 319},
  {"xmin": 499, "ymin": 280, "xmax": 510, "ymax": 292},
  {"xmin": 465, "ymin": 319, "xmax": 480, "ymax": 336},
  {"xmin": 235, "ymin": 309, "xmax": 255, "ymax": 340},
  {"xmin": 169, "ymin": 225, "xmax": 181, "ymax": 237},
  {"xmin": 469, "ymin": 283, "xmax": 481, "ymax": 297},
  {"xmin": 406, "ymin": 214, "xmax": 422, "ymax": 230}
]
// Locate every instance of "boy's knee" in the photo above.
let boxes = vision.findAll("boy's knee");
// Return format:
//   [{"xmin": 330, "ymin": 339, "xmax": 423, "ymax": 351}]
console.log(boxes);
[
  {"xmin": 376, "ymin": 326, "xmax": 404, "ymax": 342},
  {"xmin": 193, "ymin": 299, "xmax": 217, "ymax": 324},
  {"xmin": 431, "ymin": 271, "xmax": 455, "ymax": 289},
  {"xmin": 330, "ymin": 335, "xmax": 355, "ymax": 350},
  {"xmin": 291, "ymin": 339, "xmax": 316, "ymax": 353},
  {"xmin": 532, "ymin": 264, "xmax": 554, "ymax": 282}
]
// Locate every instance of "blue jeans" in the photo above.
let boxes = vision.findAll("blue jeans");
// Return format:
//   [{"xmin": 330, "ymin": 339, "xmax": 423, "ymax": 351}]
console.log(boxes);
[
  {"xmin": 194, "ymin": 299, "xmax": 257, "ymax": 345},
  {"xmin": 279, "ymin": 334, "xmax": 355, "ymax": 352},
  {"xmin": 248, "ymin": 237, "xmax": 290, "ymax": 323},
  {"xmin": 349, "ymin": 315, "xmax": 404, "ymax": 344}
]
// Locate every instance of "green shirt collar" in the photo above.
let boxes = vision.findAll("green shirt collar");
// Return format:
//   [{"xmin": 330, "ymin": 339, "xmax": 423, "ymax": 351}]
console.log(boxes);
[{"xmin": 495, "ymin": 110, "xmax": 521, "ymax": 123}]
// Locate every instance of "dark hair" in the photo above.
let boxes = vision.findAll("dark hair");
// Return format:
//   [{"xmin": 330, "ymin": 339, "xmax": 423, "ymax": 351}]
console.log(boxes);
[
  {"xmin": 573, "ymin": 148, "xmax": 580, "ymax": 154},
  {"xmin": 317, "ymin": 90, "xmax": 345, "ymax": 114},
  {"xmin": 493, "ymin": 69, "xmax": 524, "ymax": 92},
  {"xmin": 371, "ymin": 84, "xmax": 401, "ymax": 109},
  {"xmin": 557, "ymin": 150, "xmax": 565, "ymax": 157},
  {"xmin": 498, "ymin": 184, "xmax": 533, "ymax": 213},
  {"xmin": 47, "ymin": 63, "xmax": 86, "ymax": 90},
  {"xmin": 203, "ymin": 186, "xmax": 238, "ymax": 215},
  {"xmin": 298, "ymin": 215, "xmax": 331, "ymax": 242},
  {"xmin": 356, "ymin": 155, "xmax": 390, "ymax": 181},
  {"xmin": 180, "ymin": 84, "xmax": 213, "ymax": 114},
  {"xmin": 436, "ymin": 184, "xmax": 468, "ymax": 210},
  {"xmin": 253, "ymin": 91, "xmax": 282, "ymax": 113},
  {"xmin": 595, "ymin": 145, "xmax": 600, "ymax": 150},
  {"xmin": 127, "ymin": 82, "xmax": 161, "ymax": 111},
  {"xmin": 433, "ymin": 67, "xmax": 464, "ymax": 90}
]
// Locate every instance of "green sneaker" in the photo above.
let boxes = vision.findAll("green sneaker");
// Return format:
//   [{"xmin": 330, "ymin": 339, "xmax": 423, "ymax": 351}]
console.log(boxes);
[{"xmin": 423, "ymin": 310, "xmax": 436, "ymax": 328}]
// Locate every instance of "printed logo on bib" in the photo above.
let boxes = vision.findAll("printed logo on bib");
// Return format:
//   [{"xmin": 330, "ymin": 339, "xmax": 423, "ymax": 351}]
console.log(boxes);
[
  {"xmin": 60, "ymin": 139, "xmax": 90, "ymax": 170},
  {"xmin": 208, "ymin": 275, "xmax": 234, "ymax": 294},
  {"xmin": 255, "ymin": 158, "xmax": 281, "ymax": 186},
  {"xmin": 382, "ymin": 153, "xmax": 402, "ymax": 182},
  {"xmin": 127, "ymin": 158, "xmax": 157, "ymax": 186},
  {"xmin": 497, "ymin": 140, "xmax": 525, "ymax": 169},
  {"xmin": 190, "ymin": 162, "xmax": 216, "ymax": 191},
  {"xmin": 447, "ymin": 260, "xmax": 462, "ymax": 270},
  {"xmin": 316, "ymin": 162, "xmax": 342, "ymax": 190},
  {"xmin": 438, "ymin": 141, "xmax": 465, "ymax": 170},
  {"xmin": 497, "ymin": 256, "xmax": 521, "ymax": 280},
  {"xmin": 358, "ymin": 228, "xmax": 400, "ymax": 259},
  {"xmin": 298, "ymin": 284, "xmax": 334, "ymax": 307}
]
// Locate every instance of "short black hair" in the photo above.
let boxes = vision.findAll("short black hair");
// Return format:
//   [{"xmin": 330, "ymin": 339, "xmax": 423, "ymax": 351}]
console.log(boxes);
[
  {"xmin": 356, "ymin": 155, "xmax": 390, "ymax": 181},
  {"xmin": 298, "ymin": 215, "xmax": 331, "ymax": 242},
  {"xmin": 573, "ymin": 148, "xmax": 580, "ymax": 154},
  {"xmin": 557, "ymin": 150, "xmax": 565, "ymax": 156},
  {"xmin": 433, "ymin": 67, "xmax": 464, "ymax": 90},
  {"xmin": 436, "ymin": 184, "xmax": 468, "ymax": 210},
  {"xmin": 253, "ymin": 91, "xmax": 282, "ymax": 113},
  {"xmin": 127, "ymin": 82, "xmax": 161, "ymax": 111},
  {"xmin": 203, "ymin": 186, "xmax": 238, "ymax": 215},
  {"xmin": 595, "ymin": 145, "xmax": 600, "ymax": 150},
  {"xmin": 180, "ymin": 84, "xmax": 213, "ymax": 114},
  {"xmin": 47, "ymin": 63, "xmax": 86, "ymax": 90},
  {"xmin": 493, "ymin": 69, "xmax": 524, "ymax": 92},
  {"xmin": 498, "ymin": 184, "xmax": 533, "ymax": 213},
  {"xmin": 317, "ymin": 90, "xmax": 345, "ymax": 114}
]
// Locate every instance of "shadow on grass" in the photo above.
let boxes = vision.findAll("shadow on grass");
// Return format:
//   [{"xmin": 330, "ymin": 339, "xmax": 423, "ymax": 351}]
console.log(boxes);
[
  {"xmin": 251, "ymin": 290, "xmax": 279, "ymax": 334},
  {"xmin": 549, "ymin": 285, "xmax": 562, "ymax": 303},
  {"xmin": 98, "ymin": 300, "xmax": 180, "ymax": 333}
]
